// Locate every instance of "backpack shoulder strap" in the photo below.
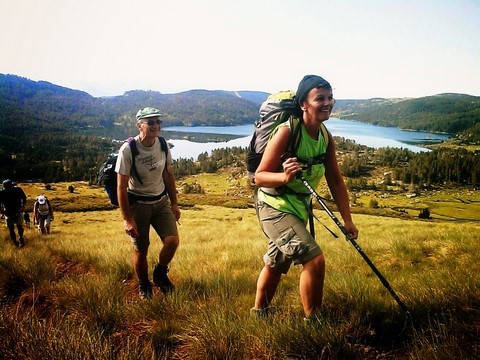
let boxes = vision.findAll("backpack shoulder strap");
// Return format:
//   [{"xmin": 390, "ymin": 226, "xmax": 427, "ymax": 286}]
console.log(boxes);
[
  {"xmin": 127, "ymin": 137, "xmax": 139, "ymax": 156},
  {"xmin": 286, "ymin": 116, "xmax": 303, "ymax": 156},
  {"xmin": 158, "ymin": 136, "xmax": 168, "ymax": 155},
  {"xmin": 126, "ymin": 137, "xmax": 143, "ymax": 184},
  {"xmin": 319, "ymin": 123, "xmax": 329, "ymax": 150}
]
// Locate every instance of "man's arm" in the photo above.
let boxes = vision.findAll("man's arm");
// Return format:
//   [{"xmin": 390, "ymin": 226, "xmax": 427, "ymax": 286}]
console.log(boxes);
[
  {"xmin": 117, "ymin": 173, "xmax": 138, "ymax": 238},
  {"xmin": 47, "ymin": 199, "xmax": 54, "ymax": 220},
  {"xmin": 33, "ymin": 202, "xmax": 38, "ymax": 225},
  {"xmin": 162, "ymin": 163, "xmax": 180, "ymax": 221},
  {"xmin": 19, "ymin": 189, "xmax": 27, "ymax": 212}
]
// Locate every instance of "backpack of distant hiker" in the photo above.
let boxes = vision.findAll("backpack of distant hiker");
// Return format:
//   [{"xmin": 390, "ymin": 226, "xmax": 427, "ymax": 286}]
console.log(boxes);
[
  {"xmin": 35, "ymin": 198, "xmax": 50, "ymax": 216},
  {"xmin": 97, "ymin": 136, "xmax": 168, "ymax": 206},
  {"xmin": 246, "ymin": 90, "xmax": 329, "ymax": 184}
]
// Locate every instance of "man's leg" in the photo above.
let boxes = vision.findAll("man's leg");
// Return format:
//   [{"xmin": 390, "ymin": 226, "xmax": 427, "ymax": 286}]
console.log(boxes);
[
  {"xmin": 158, "ymin": 235, "xmax": 179, "ymax": 265},
  {"xmin": 39, "ymin": 217, "xmax": 47, "ymax": 235},
  {"xmin": 133, "ymin": 249, "xmax": 149, "ymax": 282},
  {"xmin": 133, "ymin": 249, "xmax": 152, "ymax": 299},
  {"xmin": 153, "ymin": 235, "xmax": 179, "ymax": 294},
  {"xmin": 17, "ymin": 225, "xmax": 25, "ymax": 246},
  {"xmin": 45, "ymin": 216, "xmax": 51, "ymax": 234},
  {"xmin": 7, "ymin": 224, "xmax": 18, "ymax": 246},
  {"xmin": 299, "ymin": 254, "xmax": 325, "ymax": 318}
]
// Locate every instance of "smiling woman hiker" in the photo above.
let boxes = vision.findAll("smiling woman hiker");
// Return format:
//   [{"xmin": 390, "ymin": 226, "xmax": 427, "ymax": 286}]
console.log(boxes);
[
  {"xmin": 251, "ymin": 75, "xmax": 359, "ymax": 321},
  {"xmin": 116, "ymin": 107, "xmax": 181, "ymax": 300}
]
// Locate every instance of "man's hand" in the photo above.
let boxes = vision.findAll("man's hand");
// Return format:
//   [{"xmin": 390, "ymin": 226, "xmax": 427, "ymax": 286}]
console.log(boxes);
[
  {"xmin": 124, "ymin": 219, "xmax": 138, "ymax": 238},
  {"xmin": 171, "ymin": 203, "xmax": 181, "ymax": 222}
]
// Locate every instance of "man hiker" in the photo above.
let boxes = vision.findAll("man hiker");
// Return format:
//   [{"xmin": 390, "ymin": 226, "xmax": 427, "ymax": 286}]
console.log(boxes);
[
  {"xmin": 33, "ymin": 194, "xmax": 54, "ymax": 234},
  {"xmin": 0, "ymin": 179, "xmax": 27, "ymax": 247},
  {"xmin": 116, "ymin": 107, "xmax": 181, "ymax": 299}
]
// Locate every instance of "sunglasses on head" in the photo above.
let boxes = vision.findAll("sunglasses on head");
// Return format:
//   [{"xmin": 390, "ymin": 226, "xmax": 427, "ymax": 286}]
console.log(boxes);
[{"xmin": 143, "ymin": 118, "xmax": 163, "ymax": 126}]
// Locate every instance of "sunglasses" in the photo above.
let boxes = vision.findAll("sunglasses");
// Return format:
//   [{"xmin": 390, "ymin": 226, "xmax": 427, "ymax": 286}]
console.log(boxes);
[{"xmin": 142, "ymin": 118, "xmax": 163, "ymax": 126}]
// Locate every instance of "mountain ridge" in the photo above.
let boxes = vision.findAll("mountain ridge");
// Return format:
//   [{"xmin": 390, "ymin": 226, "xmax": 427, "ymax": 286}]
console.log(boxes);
[{"xmin": 1, "ymin": 73, "xmax": 479, "ymax": 138}]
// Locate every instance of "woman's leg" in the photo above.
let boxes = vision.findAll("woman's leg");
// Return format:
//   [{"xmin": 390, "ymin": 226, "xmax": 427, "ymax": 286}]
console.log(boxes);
[
  {"xmin": 299, "ymin": 254, "xmax": 325, "ymax": 317},
  {"xmin": 254, "ymin": 265, "xmax": 282, "ymax": 309}
]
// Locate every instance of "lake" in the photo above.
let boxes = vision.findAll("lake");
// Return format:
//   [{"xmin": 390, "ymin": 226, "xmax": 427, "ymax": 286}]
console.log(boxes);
[{"xmin": 162, "ymin": 118, "xmax": 450, "ymax": 160}]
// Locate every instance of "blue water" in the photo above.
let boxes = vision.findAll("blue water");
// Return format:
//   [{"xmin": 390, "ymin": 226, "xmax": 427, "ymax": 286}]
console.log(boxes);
[{"xmin": 163, "ymin": 118, "xmax": 450, "ymax": 160}]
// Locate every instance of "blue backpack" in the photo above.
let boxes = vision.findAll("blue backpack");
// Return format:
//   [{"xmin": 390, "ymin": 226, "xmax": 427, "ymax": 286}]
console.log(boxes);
[{"xmin": 97, "ymin": 136, "xmax": 168, "ymax": 206}]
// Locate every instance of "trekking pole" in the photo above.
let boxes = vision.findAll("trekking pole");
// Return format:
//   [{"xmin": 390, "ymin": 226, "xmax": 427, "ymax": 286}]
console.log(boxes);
[{"xmin": 299, "ymin": 175, "xmax": 410, "ymax": 315}]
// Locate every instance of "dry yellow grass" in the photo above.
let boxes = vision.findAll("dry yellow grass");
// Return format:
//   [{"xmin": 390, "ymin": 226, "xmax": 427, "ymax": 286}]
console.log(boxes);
[{"xmin": 1, "ymin": 179, "xmax": 479, "ymax": 359}]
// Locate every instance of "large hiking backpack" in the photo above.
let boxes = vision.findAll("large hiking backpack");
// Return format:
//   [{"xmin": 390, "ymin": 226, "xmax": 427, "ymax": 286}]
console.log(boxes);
[
  {"xmin": 97, "ymin": 136, "xmax": 168, "ymax": 206},
  {"xmin": 246, "ymin": 90, "xmax": 329, "ymax": 184},
  {"xmin": 35, "ymin": 198, "xmax": 50, "ymax": 216}
]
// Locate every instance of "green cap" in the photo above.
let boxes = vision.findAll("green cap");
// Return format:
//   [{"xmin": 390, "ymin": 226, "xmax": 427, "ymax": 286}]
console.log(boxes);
[{"xmin": 136, "ymin": 107, "xmax": 163, "ymax": 121}]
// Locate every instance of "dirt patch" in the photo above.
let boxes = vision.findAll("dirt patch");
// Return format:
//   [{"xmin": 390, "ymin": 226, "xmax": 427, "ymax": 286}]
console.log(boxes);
[{"xmin": 54, "ymin": 256, "xmax": 95, "ymax": 279}]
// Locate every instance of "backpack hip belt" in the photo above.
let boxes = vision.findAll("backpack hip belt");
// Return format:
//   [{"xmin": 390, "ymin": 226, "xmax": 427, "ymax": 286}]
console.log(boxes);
[{"xmin": 127, "ymin": 189, "xmax": 167, "ymax": 204}]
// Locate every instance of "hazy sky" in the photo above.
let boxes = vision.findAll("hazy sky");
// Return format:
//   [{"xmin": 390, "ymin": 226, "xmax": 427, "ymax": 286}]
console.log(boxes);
[{"xmin": 1, "ymin": 0, "xmax": 479, "ymax": 99}]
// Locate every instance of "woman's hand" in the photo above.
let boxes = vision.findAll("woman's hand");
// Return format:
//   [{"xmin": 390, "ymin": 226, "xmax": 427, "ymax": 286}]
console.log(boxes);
[
  {"xmin": 282, "ymin": 156, "xmax": 302, "ymax": 184},
  {"xmin": 343, "ymin": 220, "xmax": 359, "ymax": 240}
]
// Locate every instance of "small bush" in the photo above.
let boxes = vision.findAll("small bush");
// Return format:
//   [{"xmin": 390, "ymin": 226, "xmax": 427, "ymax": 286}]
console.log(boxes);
[
  {"xmin": 369, "ymin": 198, "xmax": 379, "ymax": 208},
  {"xmin": 419, "ymin": 207, "xmax": 431, "ymax": 219}
]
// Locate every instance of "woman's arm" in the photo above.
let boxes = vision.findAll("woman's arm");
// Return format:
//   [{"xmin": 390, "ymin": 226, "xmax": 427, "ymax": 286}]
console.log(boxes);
[
  {"xmin": 324, "ymin": 133, "xmax": 358, "ymax": 238},
  {"xmin": 254, "ymin": 126, "xmax": 302, "ymax": 188}
]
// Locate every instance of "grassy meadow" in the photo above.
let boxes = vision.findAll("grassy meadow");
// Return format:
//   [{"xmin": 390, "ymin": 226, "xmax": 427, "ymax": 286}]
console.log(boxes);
[{"xmin": 0, "ymin": 180, "xmax": 479, "ymax": 359}]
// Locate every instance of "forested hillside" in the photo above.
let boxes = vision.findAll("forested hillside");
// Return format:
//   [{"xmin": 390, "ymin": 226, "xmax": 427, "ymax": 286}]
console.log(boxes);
[
  {"xmin": 1, "ymin": 73, "xmax": 479, "ymax": 184},
  {"xmin": 333, "ymin": 94, "xmax": 480, "ymax": 135},
  {"xmin": 0, "ymin": 74, "xmax": 261, "ymax": 136},
  {"xmin": 0, "ymin": 74, "xmax": 262, "ymax": 181}
]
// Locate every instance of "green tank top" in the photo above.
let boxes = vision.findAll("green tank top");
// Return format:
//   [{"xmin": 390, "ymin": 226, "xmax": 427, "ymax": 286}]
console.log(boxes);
[{"xmin": 258, "ymin": 121, "xmax": 328, "ymax": 223}]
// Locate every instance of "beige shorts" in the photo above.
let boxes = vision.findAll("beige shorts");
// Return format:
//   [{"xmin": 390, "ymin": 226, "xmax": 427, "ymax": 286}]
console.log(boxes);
[{"xmin": 129, "ymin": 197, "xmax": 178, "ymax": 253}]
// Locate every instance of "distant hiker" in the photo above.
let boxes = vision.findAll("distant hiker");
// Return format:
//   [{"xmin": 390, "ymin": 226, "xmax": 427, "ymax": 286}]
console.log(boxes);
[
  {"xmin": 23, "ymin": 212, "xmax": 31, "ymax": 228},
  {"xmin": 251, "ymin": 75, "xmax": 359, "ymax": 321},
  {"xmin": 0, "ymin": 179, "xmax": 27, "ymax": 247},
  {"xmin": 116, "ymin": 107, "xmax": 181, "ymax": 299},
  {"xmin": 33, "ymin": 194, "xmax": 54, "ymax": 235}
]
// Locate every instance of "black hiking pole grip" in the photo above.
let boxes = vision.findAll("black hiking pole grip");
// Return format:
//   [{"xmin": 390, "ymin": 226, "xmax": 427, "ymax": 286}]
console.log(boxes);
[{"xmin": 299, "ymin": 175, "xmax": 409, "ymax": 314}]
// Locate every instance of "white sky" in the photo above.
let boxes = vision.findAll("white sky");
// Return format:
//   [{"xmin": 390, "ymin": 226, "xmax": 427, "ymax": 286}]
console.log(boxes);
[{"xmin": 1, "ymin": 0, "xmax": 479, "ymax": 99}]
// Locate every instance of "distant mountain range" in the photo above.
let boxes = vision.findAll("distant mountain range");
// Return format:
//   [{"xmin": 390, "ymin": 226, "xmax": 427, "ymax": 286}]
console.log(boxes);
[
  {"xmin": 0, "ymin": 74, "xmax": 267, "ymax": 140},
  {"xmin": 1, "ymin": 73, "xmax": 479, "ymax": 139}
]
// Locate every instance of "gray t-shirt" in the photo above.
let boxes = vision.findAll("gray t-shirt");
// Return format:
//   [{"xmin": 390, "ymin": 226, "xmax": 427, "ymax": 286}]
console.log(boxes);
[{"xmin": 115, "ymin": 136, "xmax": 172, "ymax": 197}]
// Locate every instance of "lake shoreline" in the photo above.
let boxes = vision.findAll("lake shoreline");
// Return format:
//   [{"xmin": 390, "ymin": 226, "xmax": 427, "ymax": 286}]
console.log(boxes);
[{"xmin": 162, "ymin": 119, "xmax": 450, "ymax": 159}]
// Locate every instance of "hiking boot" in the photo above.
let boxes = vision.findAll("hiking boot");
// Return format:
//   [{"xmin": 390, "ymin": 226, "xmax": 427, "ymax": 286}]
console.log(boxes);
[
  {"xmin": 250, "ymin": 306, "xmax": 277, "ymax": 318},
  {"xmin": 152, "ymin": 264, "xmax": 174, "ymax": 294},
  {"xmin": 138, "ymin": 280, "xmax": 153, "ymax": 300},
  {"xmin": 303, "ymin": 313, "xmax": 322, "ymax": 326}
]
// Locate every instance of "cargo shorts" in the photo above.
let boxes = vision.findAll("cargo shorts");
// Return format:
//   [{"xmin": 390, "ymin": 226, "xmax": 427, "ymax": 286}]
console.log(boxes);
[
  {"xmin": 256, "ymin": 200, "xmax": 322, "ymax": 274},
  {"xmin": 129, "ymin": 196, "xmax": 178, "ymax": 253}
]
